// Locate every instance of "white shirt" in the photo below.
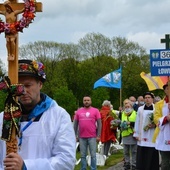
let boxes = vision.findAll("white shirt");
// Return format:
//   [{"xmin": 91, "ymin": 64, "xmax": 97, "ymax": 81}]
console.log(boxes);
[
  {"xmin": 133, "ymin": 104, "xmax": 155, "ymax": 147},
  {"xmin": 155, "ymin": 102, "xmax": 170, "ymax": 151}
]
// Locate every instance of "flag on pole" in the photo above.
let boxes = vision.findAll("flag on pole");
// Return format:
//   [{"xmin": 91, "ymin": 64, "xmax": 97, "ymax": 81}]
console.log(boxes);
[
  {"xmin": 94, "ymin": 68, "xmax": 122, "ymax": 89},
  {"xmin": 140, "ymin": 72, "xmax": 168, "ymax": 91}
]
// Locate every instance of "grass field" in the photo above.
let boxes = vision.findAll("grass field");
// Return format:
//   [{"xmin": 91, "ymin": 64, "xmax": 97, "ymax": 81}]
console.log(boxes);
[{"xmin": 74, "ymin": 149, "xmax": 123, "ymax": 170}]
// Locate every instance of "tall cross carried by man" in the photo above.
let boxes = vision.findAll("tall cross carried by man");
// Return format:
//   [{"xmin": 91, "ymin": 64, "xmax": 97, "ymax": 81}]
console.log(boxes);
[
  {"xmin": 161, "ymin": 34, "xmax": 170, "ymax": 101},
  {"xmin": 0, "ymin": 0, "xmax": 42, "ymax": 154}
]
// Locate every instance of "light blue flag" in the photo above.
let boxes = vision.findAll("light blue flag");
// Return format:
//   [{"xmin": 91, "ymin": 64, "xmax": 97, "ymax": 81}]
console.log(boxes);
[{"xmin": 94, "ymin": 68, "xmax": 122, "ymax": 89}]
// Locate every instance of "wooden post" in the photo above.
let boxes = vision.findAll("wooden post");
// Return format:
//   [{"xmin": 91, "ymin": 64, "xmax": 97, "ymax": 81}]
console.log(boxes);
[
  {"xmin": 161, "ymin": 34, "xmax": 170, "ymax": 101},
  {"xmin": 0, "ymin": 0, "xmax": 42, "ymax": 154}
]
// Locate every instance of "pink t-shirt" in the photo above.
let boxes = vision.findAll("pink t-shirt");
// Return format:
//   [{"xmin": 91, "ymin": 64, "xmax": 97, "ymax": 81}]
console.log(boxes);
[{"xmin": 74, "ymin": 107, "xmax": 101, "ymax": 138}]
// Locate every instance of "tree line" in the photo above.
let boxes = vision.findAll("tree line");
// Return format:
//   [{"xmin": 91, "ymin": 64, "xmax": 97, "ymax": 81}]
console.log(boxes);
[{"xmin": 0, "ymin": 33, "xmax": 164, "ymax": 117}]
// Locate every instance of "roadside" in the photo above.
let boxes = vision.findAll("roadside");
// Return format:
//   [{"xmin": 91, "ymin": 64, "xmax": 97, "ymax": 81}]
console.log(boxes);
[
  {"xmin": 74, "ymin": 150, "xmax": 123, "ymax": 170},
  {"xmin": 107, "ymin": 161, "xmax": 124, "ymax": 170}
]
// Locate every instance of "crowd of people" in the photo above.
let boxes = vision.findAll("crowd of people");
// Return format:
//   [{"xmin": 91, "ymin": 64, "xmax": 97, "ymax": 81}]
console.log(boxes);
[
  {"xmin": 0, "ymin": 59, "xmax": 169, "ymax": 170},
  {"xmin": 72, "ymin": 90, "xmax": 167, "ymax": 170}
]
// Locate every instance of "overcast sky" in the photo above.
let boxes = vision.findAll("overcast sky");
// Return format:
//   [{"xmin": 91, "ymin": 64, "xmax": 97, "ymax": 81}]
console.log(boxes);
[{"xmin": 0, "ymin": 0, "xmax": 170, "ymax": 68}]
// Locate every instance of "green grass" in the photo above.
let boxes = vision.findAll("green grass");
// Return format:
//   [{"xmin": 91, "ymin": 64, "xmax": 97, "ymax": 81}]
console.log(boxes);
[{"xmin": 74, "ymin": 150, "xmax": 123, "ymax": 170}]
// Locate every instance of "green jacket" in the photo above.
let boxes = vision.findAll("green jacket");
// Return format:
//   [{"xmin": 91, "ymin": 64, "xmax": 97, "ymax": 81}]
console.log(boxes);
[{"xmin": 121, "ymin": 110, "xmax": 136, "ymax": 137}]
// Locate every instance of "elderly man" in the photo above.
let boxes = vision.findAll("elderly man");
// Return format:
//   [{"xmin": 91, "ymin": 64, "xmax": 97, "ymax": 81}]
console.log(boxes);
[{"xmin": 133, "ymin": 96, "xmax": 144, "ymax": 111}]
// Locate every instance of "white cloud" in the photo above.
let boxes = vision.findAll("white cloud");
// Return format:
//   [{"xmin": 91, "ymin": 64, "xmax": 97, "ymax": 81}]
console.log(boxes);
[
  {"xmin": 0, "ymin": 0, "xmax": 170, "ymax": 69},
  {"xmin": 42, "ymin": 0, "xmax": 103, "ymax": 18},
  {"xmin": 70, "ymin": 31, "xmax": 87, "ymax": 43},
  {"xmin": 127, "ymin": 32, "xmax": 165, "ymax": 53}
]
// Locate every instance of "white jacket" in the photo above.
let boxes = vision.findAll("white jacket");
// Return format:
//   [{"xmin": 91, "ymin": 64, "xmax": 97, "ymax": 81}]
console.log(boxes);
[
  {"xmin": 133, "ymin": 104, "xmax": 155, "ymax": 147},
  {"xmin": 0, "ymin": 100, "xmax": 76, "ymax": 170}
]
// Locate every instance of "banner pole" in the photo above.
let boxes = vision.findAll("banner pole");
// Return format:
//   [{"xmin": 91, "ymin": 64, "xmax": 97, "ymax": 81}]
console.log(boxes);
[{"xmin": 120, "ymin": 88, "xmax": 122, "ymax": 107}]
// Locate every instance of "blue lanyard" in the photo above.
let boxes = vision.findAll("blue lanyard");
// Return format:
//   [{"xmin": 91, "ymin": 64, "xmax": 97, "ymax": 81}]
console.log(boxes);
[{"xmin": 18, "ymin": 117, "xmax": 36, "ymax": 149}]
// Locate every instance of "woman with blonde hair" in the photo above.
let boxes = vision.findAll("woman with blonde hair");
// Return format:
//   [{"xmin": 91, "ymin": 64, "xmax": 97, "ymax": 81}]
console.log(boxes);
[{"xmin": 121, "ymin": 99, "xmax": 137, "ymax": 170}]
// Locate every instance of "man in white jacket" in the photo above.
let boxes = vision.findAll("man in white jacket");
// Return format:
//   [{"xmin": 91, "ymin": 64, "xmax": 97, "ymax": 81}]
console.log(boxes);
[
  {"xmin": 133, "ymin": 92, "xmax": 159, "ymax": 170},
  {"xmin": 0, "ymin": 59, "xmax": 76, "ymax": 170}
]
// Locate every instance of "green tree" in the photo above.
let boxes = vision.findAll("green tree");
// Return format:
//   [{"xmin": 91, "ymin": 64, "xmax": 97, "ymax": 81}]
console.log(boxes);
[
  {"xmin": 121, "ymin": 54, "xmax": 150, "ymax": 99},
  {"xmin": 111, "ymin": 36, "xmax": 146, "ymax": 65},
  {"xmin": 41, "ymin": 58, "xmax": 68, "ymax": 98},
  {"xmin": 19, "ymin": 41, "xmax": 83, "ymax": 61},
  {"xmin": 57, "ymin": 43, "xmax": 82, "ymax": 61},
  {"xmin": 19, "ymin": 41, "xmax": 62, "ymax": 61},
  {"xmin": 78, "ymin": 32, "xmax": 112, "ymax": 59},
  {"xmin": 53, "ymin": 86, "xmax": 78, "ymax": 118},
  {"xmin": 91, "ymin": 88, "xmax": 110, "ymax": 109},
  {"xmin": 18, "ymin": 34, "xmax": 151, "ymax": 115}
]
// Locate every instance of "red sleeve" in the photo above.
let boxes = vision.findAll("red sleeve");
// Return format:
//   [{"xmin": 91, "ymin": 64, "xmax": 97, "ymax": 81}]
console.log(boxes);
[{"xmin": 162, "ymin": 116, "xmax": 169, "ymax": 125}]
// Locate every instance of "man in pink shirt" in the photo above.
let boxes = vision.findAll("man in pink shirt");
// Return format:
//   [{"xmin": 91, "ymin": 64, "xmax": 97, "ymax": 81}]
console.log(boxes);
[{"xmin": 74, "ymin": 96, "xmax": 101, "ymax": 170}]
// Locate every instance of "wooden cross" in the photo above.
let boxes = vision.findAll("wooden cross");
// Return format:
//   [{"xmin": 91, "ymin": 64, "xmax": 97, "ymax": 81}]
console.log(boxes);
[
  {"xmin": 161, "ymin": 34, "xmax": 170, "ymax": 101},
  {"xmin": 161, "ymin": 34, "xmax": 170, "ymax": 49},
  {"xmin": 0, "ymin": 0, "xmax": 42, "ymax": 154},
  {"xmin": 0, "ymin": 0, "xmax": 42, "ymax": 83}
]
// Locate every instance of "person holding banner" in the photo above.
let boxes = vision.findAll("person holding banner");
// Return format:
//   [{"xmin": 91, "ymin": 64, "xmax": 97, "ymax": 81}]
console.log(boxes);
[
  {"xmin": 153, "ymin": 82, "xmax": 170, "ymax": 170},
  {"xmin": 0, "ymin": 59, "xmax": 76, "ymax": 170}
]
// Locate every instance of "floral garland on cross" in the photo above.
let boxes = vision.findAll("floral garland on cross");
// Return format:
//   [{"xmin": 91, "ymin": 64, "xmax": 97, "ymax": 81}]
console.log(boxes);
[{"xmin": 0, "ymin": 0, "xmax": 36, "ymax": 34}]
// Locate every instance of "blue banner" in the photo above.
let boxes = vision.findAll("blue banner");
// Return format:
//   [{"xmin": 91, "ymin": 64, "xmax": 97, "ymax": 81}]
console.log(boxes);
[{"xmin": 94, "ymin": 68, "xmax": 122, "ymax": 89}]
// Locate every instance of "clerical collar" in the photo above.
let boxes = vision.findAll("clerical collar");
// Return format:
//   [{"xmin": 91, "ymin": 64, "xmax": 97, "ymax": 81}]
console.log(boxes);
[{"xmin": 144, "ymin": 104, "xmax": 153, "ymax": 110}]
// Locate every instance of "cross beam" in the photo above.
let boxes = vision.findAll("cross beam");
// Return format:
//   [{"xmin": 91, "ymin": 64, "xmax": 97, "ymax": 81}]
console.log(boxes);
[
  {"xmin": 161, "ymin": 34, "xmax": 170, "ymax": 49},
  {"xmin": 0, "ymin": 2, "xmax": 42, "ymax": 12},
  {"xmin": 0, "ymin": 0, "xmax": 43, "ymax": 154},
  {"xmin": 0, "ymin": 1, "xmax": 43, "ymax": 83},
  {"xmin": 161, "ymin": 34, "xmax": 170, "ymax": 109},
  {"xmin": 0, "ymin": 0, "xmax": 43, "ymax": 83}
]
